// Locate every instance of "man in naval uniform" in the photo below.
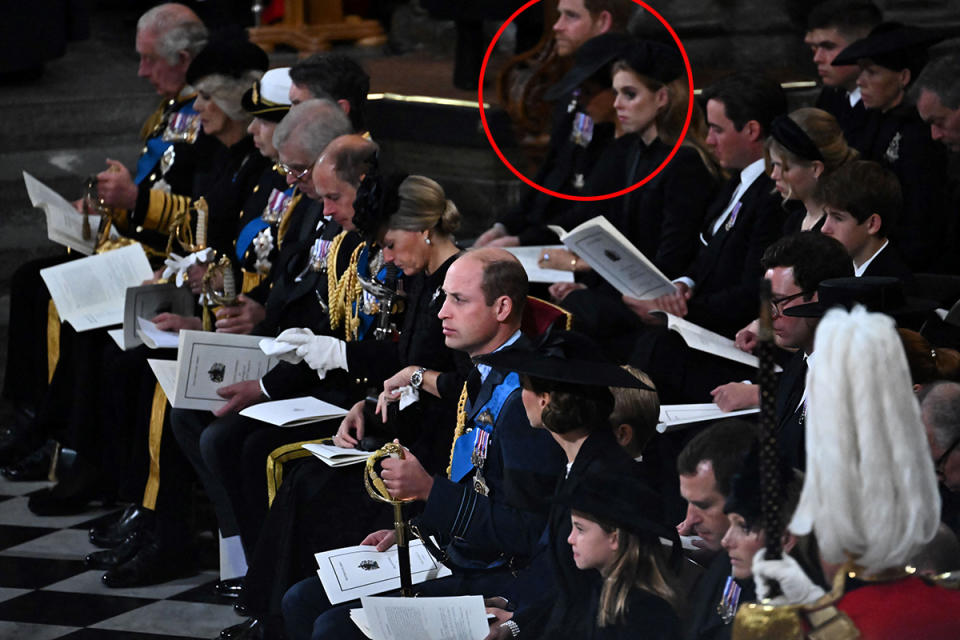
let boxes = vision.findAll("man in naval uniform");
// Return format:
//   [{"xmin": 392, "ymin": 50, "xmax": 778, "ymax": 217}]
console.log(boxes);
[{"xmin": 280, "ymin": 249, "xmax": 567, "ymax": 640}]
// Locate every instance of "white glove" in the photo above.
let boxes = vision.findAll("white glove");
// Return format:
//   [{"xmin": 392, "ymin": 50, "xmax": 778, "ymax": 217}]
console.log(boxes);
[
  {"xmin": 275, "ymin": 328, "xmax": 348, "ymax": 379},
  {"xmin": 270, "ymin": 328, "xmax": 314, "ymax": 364},
  {"xmin": 162, "ymin": 248, "xmax": 214, "ymax": 287},
  {"xmin": 752, "ymin": 548, "xmax": 826, "ymax": 606}
]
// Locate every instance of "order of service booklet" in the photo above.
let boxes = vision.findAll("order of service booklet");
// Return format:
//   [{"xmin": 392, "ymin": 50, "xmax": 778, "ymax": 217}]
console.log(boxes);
[
  {"xmin": 40, "ymin": 243, "xmax": 154, "ymax": 332},
  {"xmin": 148, "ymin": 330, "xmax": 281, "ymax": 411},
  {"xmin": 23, "ymin": 171, "xmax": 101, "ymax": 255},
  {"xmin": 239, "ymin": 397, "xmax": 349, "ymax": 427},
  {"xmin": 352, "ymin": 595, "xmax": 488, "ymax": 640},
  {"xmin": 548, "ymin": 215, "xmax": 677, "ymax": 300},
  {"xmin": 315, "ymin": 539, "xmax": 452, "ymax": 605},
  {"xmin": 300, "ymin": 441, "xmax": 371, "ymax": 467}
]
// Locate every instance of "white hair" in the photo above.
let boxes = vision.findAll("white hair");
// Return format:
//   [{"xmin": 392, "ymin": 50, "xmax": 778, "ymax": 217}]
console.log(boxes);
[
  {"xmin": 789, "ymin": 306, "xmax": 941, "ymax": 574},
  {"xmin": 137, "ymin": 3, "xmax": 207, "ymax": 65}
]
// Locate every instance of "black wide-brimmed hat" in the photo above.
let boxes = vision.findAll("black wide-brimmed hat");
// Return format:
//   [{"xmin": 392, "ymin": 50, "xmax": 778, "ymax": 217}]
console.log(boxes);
[
  {"xmin": 618, "ymin": 39, "xmax": 684, "ymax": 85},
  {"xmin": 555, "ymin": 471, "xmax": 680, "ymax": 559},
  {"xmin": 186, "ymin": 26, "xmax": 269, "ymax": 85},
  {"xmin": 831, "ymin": 22, "xmax": 947, "ymax": 75},
  {"xmin": 544, "ymin": 33, "xmax": 634, "ymax": 101},
  {"xmin": 474, "ymin": 329, "xmax": 653, "ymax": 390},
  {"xmin": 241, "ymin": 67, "xmax": 292, "ymax": 122},
  {"xmin": 784, "ymin": 276, "xmax": 937, "ymax": 318}
]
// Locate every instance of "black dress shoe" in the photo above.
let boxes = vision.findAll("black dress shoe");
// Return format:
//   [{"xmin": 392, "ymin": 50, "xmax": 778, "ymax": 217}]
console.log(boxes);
[
  {"xmin": 0, "ymin": 421, "xmax": 40, "ymax": 468},
  {"xmin": 234, "ymin": 601, "xmax": 251, "ymax": 617},
  {"xmin": 214, "ymin": 577, "xmax": 244, "ymax": 598},
  {"xmin": 220, "ymin": 617, "xmax": 264, "ymax": 640},
  {"xmin": 27, "ymin": 454, "xmax": 102, "ymax": 516},
  {"xmin": 1, "ymin": 440, "xmax": 56, "ymax": 481},
  {"xmin": 102, "ymin": 536, "xmax": 196, "ymax": 588},
  {"xmin": 85, "ymin": 530, "xmax": 147, "ymax": 569},
  {"xmin": 90, "ymin": 504, "xmax": 154, "ymax": 548}
]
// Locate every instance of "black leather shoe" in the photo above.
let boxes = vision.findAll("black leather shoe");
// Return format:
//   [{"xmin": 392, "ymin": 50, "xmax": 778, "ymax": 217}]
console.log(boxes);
[
  {"xmin": 1, "ymin": 440, "xmax": 55, "ymax": 481},
  {"xmin": 90, "ymin": 504, "xmax": 154, "ymax": 548},
  {"xmin": 214, "ymin": 577, "xmax": 244, "ymax": 598},
  {"xmin": 85, "ymin": 530, "xmax": 147, "ymax": 569},
  {"xmin": 220, "ymin": 617, "xmax": 264, "ymax": 640},
  {"xmin": 234, "ymin": 601, "xmax": 251, "ymax": 617},
  {"xmin": 27, "ymin": 454, "xmax": 102, "ymax": 516},
  {"xmin": 102, "ymin": 536, "xmax": 196, "ymax": 588},
  {"xmin": 0, "ymin": 421, "xmax": 40, "ymax": 468}
]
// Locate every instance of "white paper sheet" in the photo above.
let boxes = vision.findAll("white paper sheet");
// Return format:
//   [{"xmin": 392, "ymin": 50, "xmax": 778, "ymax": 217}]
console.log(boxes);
[
  {"xmin": 315, "ymin": 539, "xmax": 452, "ymax": 605},
  {"xmin": 503, "ymin": 246, "xmax": 575, "ymax": 283},
  {"xmin": 653, "ymin": 312, "xmax": 783, "ymax": 372},
  {"xmin": 550, "ymin": 216, "xmax": 677, "ymax": 300},
  {"xmin": 107, "ymin": 328, "xmax": 127, "ymax": 350},
  {"xmin": 239, "ymin": 396, "xmax": 348, "ymax": 427},
  {"xmin": 147, "ymin": 358, "xmax": 178, "ymax": 401},
  {"xmin": 657, "ymin": 403, "xmax": 760, "ymax": 433},
  {"xmin": 301, "ymin": 442, "xmax": 371, "ymax": 467},
  {"xmin": 40, "ymin": 244, "xmax": 154, "ymax": 331},
  {"xmin": 136, "ymin": 316, "xmax": 180, "ymax": 349},
  {"xmin": 359, "ymin": 595, "xmax": 488, "ymax": 640},
  {"xmin": 23, "ymin": 171, "xmax": 100, "ymax": 255}
]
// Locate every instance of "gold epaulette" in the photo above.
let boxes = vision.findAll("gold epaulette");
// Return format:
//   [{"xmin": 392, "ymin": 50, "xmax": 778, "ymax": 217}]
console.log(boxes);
[
  {"xmin": 328, "ymin": 235, "xmax": 365, "ymax": 341},
  {"xmin": 145, "ymin": 190, "xmax": 191, "ymax": 235},
  {"xmin": 139, "ymin": 99, "xmax": 169, "ymax": 142},
  {"xmin": 445, "ymin": 382, "xmax": 470, "ymax": 479},
  {"xmin": 277, "ymin": 190, "xmax": 303, "ymax": 248}
]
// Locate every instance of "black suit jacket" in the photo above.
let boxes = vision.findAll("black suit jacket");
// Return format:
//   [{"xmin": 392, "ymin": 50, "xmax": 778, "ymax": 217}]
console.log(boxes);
[
  {"xmin": 816, "ymin": 87, "xmax": 869, "ymax": 154},
  {"xmin": 684, "ymin": 172, "xmax": 785, "ymax": 337},
  {"xmin": 775, "ymin": 351, "xmax": 807, "ymax": 471},
  {"xmin": 684, "ymin": 553, "xmax": 754, "ymax": 640},
  {"xmin": 858, "ymin": 103, "xmax": 949, "ymax": 271},
  {"xmin": 862, "ymin": 243, "xmax": 914, "ymax": 285}
]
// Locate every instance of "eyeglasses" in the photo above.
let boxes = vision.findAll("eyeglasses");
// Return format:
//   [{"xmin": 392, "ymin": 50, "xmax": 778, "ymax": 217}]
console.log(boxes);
[
  {"xmin": 935, "ymin": 436, "xmax": 960, "ymax": 477},
  {"xmin": 279, "ymin": 162, "xmax": 313, "ymax": 181},
  {"xmin": 769, "ymin": 292, "xmax": 807, "ymax": 317}
]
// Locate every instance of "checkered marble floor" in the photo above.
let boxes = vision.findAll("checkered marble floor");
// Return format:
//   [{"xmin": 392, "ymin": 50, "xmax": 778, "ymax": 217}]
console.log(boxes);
[{"xmin": 0, "ymin": 477, "xmax": 244, "ymax": 639}]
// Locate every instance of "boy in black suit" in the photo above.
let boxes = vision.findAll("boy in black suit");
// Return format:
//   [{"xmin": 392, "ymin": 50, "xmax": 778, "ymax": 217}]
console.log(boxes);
[{"xmin": 819, "ymin": 159, "xmax": 913, "ymax": 282}]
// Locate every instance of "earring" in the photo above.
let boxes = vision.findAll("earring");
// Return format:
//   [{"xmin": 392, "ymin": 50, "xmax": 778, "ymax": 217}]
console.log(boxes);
[{"xmin": 424, "ymin": 234, "xmax": 432, "ymax": 245}]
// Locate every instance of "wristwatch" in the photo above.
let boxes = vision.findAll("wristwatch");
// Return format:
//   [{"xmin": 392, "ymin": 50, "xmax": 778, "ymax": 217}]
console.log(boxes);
[
  {"xmin": 409, "ymin": 367, "xmax": 427, "ymax": 390},
  {"xmin": 500, "ymin": 620, "xmax": 520, "ymax": 637}
]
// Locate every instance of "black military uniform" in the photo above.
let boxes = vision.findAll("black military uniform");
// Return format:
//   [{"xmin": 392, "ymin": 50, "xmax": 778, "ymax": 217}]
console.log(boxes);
[
  {"xmin": 493, "ymin": 34, "xmax": 632, "ymax": 246},
  {"xmin": 830, "ymin": 22, "xmax": 950, "ymax": 272},
  {"xmin": 233, "ymin": 253, "xmax": 469, "ymax": 633}
]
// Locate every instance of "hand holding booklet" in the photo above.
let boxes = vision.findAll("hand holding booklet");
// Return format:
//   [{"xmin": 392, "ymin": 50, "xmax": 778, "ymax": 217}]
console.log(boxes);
[
  {"xmin": 657, "ymin": 403, "xmax": 760, "ymax": 433},
  {"xmin": 23, "ymin": 171, "xmax": 100, "ymax": 255},
  {"xmin": 651, "ymin": 311, "xmax": 782, "ymax": 372},
  {"xmin": 548, "ymin": 215, "xmax": 677, "ymax": 300},
  {"xmin": 315, "ymin": 539, "xmax": 452, "ymax": 605},
  {"xmin": 148, "ymin": 330, "xmax": 281, "ymax": 411}
]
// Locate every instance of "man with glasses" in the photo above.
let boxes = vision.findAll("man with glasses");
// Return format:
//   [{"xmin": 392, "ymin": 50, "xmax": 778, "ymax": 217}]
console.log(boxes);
[
  {"xmin": 710, "ymin": 232, "xmax": 853, "ymax": 470},
  {"xmin": 921, "ymin": 382, "xmax": 960, "ymax": 538}
]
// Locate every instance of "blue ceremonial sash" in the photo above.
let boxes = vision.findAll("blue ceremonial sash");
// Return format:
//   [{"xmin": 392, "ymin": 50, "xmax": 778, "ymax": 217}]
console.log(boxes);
[
  {"xmin": 450, "ymin": 372, "xmax": 520, "ymax": 482},
  {"xmin": 134, "ymin": 101, "xmax": 198, "ymax": 184},
  {"xmin": 236, "ymin": 217, "xmax": 271, "ymax": 261}
]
